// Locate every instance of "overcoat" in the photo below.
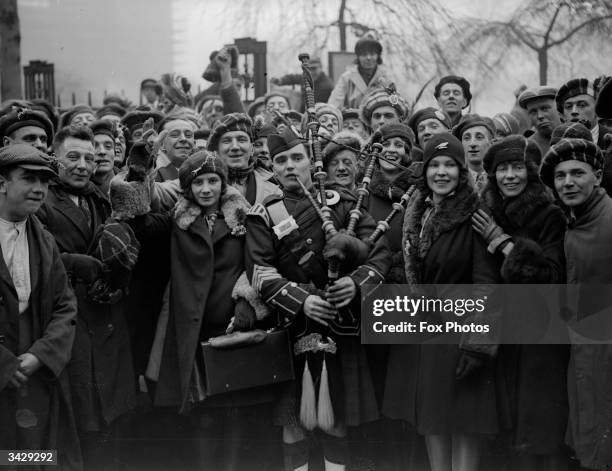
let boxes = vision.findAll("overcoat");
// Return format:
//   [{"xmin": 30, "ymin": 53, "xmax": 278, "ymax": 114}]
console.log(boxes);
[
  {"xmin": 36, "ymin": 184, "xmax": 136, "ymax": 431},
  {"xmin": 328, "ymin": 64, "xmax": 393, "ymax": 110},
  {"xmin": 0, "ymin": 216, "xmax": 82, "ymax": 470},
  {"xmin": 481, "ymin": 178, "xmax": 569, "ymax": 454}
]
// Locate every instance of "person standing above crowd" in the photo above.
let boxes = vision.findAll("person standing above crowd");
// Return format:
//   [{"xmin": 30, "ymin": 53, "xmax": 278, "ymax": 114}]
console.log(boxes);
[
  {"xmin": 540, "ymin": 138, "xmax": 612, "ymax": 471},
  {"xmin": 434, "ymin": 75, "xmax": 472, "ymax": 127},
  {"xmin": 519, "ymin": 86, "xmax": 562, "ymax": 157},
  {"xmin": 328, "ymin": 33, "xmax": 393, "ymax": 109},
  {"xmin": 0, "ymin": 144, "xmax": 81, "ymax": 470}
]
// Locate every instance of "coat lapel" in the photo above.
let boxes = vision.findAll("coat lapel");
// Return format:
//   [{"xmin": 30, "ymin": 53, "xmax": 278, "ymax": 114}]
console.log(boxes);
[
  {"xmin": 348, "ymin": 68, "xmax": 369, "ymax": 95},
  {"xmin": 52, "ymin": 190, "xmax": 91, "ymax": 241}
]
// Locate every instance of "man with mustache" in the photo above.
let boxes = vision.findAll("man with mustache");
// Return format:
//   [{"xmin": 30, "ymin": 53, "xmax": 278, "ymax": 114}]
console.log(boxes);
[
  {"xmin": 207, "ymin": 113, "xmax": 280, "ymax": 204},
  {"xmin": 519, "ymin": 86, "xmax": 562, "ymax": 157},
  {"xmin": 556, "ymin": 78, "xmax": 612, "ymax": 151},
  {"xmin": 434, "ymin": 75, "xmax": 472, "ymax": 127}
]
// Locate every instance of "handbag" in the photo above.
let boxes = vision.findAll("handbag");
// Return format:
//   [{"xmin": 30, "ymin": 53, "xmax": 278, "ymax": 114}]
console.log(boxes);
[{"xmin": 200, "ymin": 328, "xmax": 295, "ymax": 396}]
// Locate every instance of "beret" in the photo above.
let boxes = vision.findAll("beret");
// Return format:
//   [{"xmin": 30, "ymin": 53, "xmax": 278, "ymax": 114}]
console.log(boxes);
[
  {"xmin": 422, "ymin": 132, "xmax": 465, "ymax": 170},
  {"xmin": 556, "ymin": 78, "xmax": 594, "ymax": 113},
  {"xmin": 355, "ymin": 34, "xmax": 382, "ymax": 55},
  {"xmin": 120, "ymin": 110, "xmax": 164, "ymax": 134},
  {"xmin": 97, "ymin": 103, "xmax": 127, "ymax": 119},
  {"xmin": 0, "ymin": 143, "xmax": 58, "ymax": 178},
  {"xmin": 453, "ymin": 114, "xmax": 495, "ymax": 139},
  {"xmin": 89, "ymin": 119, "xmax": 118, "ymax": 140},
  {"xmin": 540, "ymin": 138, "xmax": 603, "ymax": 189},
  {"xmin": 483, "ymin": 135, "xmax": 542, "ymax": 174},
  {"xmin": 59, "ymin": 105, "xmax": 94, "ymax": 128},
  {"xmin": 518, "ymin": 86, "xmax": 557, "ymax": 109},
  {"xmin": 0, "ymin": 108, "xmax": 54, "ymax": 141},
  {"xmin": 433, "ymin": 75, "xmax": 472, "ymax": 108},
  {"xmin": 550, "ymin": 122, "xmax": 592, "ymax": 146},
  {"xmin": 408, "ymin": 107, "xmax": 451, "ymax": 141},
  {"xmin": 207, "ymin": 113, "xmax": 253, "ymax": 152},
  {"xmin": 178, "ymin": 150, "xmax": 227, "ymax": 191},
  {"xmin": 596, "ymin": 76, "xmax": 612, "ymax": 119},
  {"xmin": 267, "ymin": 126, "xmax": 306, "ymax": 158}
]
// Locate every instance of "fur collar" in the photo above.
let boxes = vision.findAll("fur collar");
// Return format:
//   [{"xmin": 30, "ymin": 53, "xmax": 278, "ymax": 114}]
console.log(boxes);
[
  {"xmin": 482, "ymin": 180, "xmax": 553, "ymax": 232},
  {"xmin": 173, "ymin": 185, "xmax": 250, "ymax": 234},
  {"xmin": 402, "ymin": 174, "xmax": 478, "ymax": 284},
  {"xmin": 369, "ymin": 163, "xmax": 421, "ymax": 201}
]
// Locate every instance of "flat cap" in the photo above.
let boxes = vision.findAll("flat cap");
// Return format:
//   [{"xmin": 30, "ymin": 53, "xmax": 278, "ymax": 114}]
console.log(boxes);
[
  {"xmin": 89, "ymin": 119, "xmax": 118, "ymax": 140},
  {"xmin": 0, "ymin": 143, "xmax": 58, "ymax": 178},
  {"xmin": 555, "ymin": 78, "xmax": 594, "ymax": 113},
  {"xmin": 518, "ymin": 86, "xmax": 557, "ymax": 109},
  {"xmin": 0, "ymin": 108, "xmax": 54, "ymax": 141},
  {"xmin": 453, "ymin": 114, "xmax": 495, "ymax": 139}
]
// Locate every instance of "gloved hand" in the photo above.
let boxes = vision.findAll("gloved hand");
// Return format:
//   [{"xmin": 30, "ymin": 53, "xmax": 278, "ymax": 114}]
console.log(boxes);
[
  {"xmin": 88, "ymin": 279, "xmax": 124, "ymax": 304},
  {"xmin": 140, "ymin": 117, "xmax": 158, "ymax": 153},
  {"xmin": 60, "ymin": 253, "xmax": 104, "ymax": 284},
  {"xmin": 455, "ymin": 351, "xmax": 488, "ymax": 380},
  {"xmin": 471, "ymin": 209, "xmax": 505, "ymax": 245},
  {"xmin": 226, "ymin": 298, "xmax": 256, "ymax": 334}
]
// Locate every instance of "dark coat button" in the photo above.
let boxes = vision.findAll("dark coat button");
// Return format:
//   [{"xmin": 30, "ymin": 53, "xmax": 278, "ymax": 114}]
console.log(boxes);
[{"xmin": 0, "ymin": 335, "xmax": 5, "ymax": 344}]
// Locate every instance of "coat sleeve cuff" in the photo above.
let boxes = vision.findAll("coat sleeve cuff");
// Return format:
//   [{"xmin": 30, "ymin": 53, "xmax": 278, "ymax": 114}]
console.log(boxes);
[
  {"xmin": 266, "ymin": 282, "xmax": 310, "ymax": 318},
  {"xmin": 349, "ymin": 265, "xmax": 385, "ymax": 288}
]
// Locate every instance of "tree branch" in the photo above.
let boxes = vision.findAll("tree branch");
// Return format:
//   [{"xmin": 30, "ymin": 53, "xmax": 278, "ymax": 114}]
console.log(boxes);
[
  {"xmin": 548, "ymin": 13, "xmax": 612, "ymax": 47},
  {"xmin": 543, "ymin": 2, "xmax": 564, "ymax": 46}
]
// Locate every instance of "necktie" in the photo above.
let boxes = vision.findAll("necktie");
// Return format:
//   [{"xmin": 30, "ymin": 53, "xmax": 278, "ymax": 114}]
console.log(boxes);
[
  {"xmin": 204, "ymin": 212, "xmax": 217, "ymax": 234},
  {"xmin": 78, "ymin": 196, "xmax": 92, "ymax": 229},
  {"xmin": 475, "ymin": 172, "xmax": 486, "ymax": 193}
]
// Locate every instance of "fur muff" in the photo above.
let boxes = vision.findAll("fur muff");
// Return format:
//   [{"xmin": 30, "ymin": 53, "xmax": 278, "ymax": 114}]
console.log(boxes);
[
  {"xmin": 402, "ymin": 171, "xmax": 479, "ymax": 285},
  {"xmin": 231, "ymin": 272, "xmax": 271, "ymax": 320},
  {"xmin": 173, "ymin": 185, "xmax": 248, "ymax": 232},
  {"xmin": 109, "ymin": 171, "xmax": 152, "ymax": 220},
  {"xmin": 501, "ymin": 237, "xmax": 553, "ymax": 283}
]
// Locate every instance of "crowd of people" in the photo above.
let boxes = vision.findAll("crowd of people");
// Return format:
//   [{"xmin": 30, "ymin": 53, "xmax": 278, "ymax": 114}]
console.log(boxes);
[{"xmin": 1, "ymin": 33, "xmax": 612, "ymax": 471}]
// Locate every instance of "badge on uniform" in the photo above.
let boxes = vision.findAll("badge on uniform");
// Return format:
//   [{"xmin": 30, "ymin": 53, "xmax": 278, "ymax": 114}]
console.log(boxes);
[
  {"xmin": 316, "ymin": 189, "xmax": 340, "ymax": 206},
  {"xmin": 273, "ymin": 215, "xmax": 299, "ymax": 240}
]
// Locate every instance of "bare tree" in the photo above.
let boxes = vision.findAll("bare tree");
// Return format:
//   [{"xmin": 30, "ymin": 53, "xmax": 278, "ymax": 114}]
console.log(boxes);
[
  {"xmin": 459, "ymin": 0, "xmax": 612, "ymax": 85},
  {"xmin": 0, "ymin": 0, "xmax": 21, "ymax": 101}
]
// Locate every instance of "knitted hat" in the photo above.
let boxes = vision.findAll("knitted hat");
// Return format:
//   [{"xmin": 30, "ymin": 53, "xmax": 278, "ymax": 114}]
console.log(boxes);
[
  {"xmin": 322, "ymin": 131, "xmax": 363, "ymax": 168},
  {"xmin": 483, "ymin": 135, "xmax": 542, "ymax": 175},
  {"xmin": 207, "ymin": 113, "xmax": 253, "ymax": 151},
  {"xmin": 407, "ymin": 107, "xmax": 451, "ymax": 143},
  {"xmin": 59, "ymin": 105, "xmax": 95, "ymax": 128},
  {"xmin": 422, "ymin": 132, "xmax": 465, "ymax": 169},
  {"xmin": 315, "ymin": 103, "xmax": 343, "ymax": 128},
  {"xmin": 120, "ymin": 110, "xmax": 164, "ymax": 135},
  {"xmin": 453, "ymin": 114, "xmax": 495, "ymax": 139},
  {"xmin": 492, "ymin": 112, "xmax": 520, "ymax": 137},
  {"xmin": 89, "ymin": 119, "xmax": 118, "ymax": 140},
  {"xmin": 556, "ymin": 78, "xmax": 594, "ymax": 114},
  {"xmin": 97, "ymin": 103, "xmax": 127, "ymax": 120},
  {"xmin": 355, "ymin": 33, "xmax": 382, "ymax": 56},
  {"xmin": 0, "ymin": 143, "xmax": 58, "ymax": 178},
  {"xmin": 372, "ymin": 123, "xmax": 415, "ymax": 147},
  {"xmin": 178, "ymin": 150, "xmax": 228, "ymax": 192},
  {"xmin": 540, "ymin": 138, "xmax": 604, "ymax": 189},
  {"xmin": 268, "ymin": 126, "xmax": 305, "ymax": 158},
  {"xmin": 518, "ymin": 86, "xmax": 557, "ymax": 109},
  {"xmin": 0, "ymin": 108, "xmax": 54, "ymax": 142},
  {"xmin": 433, "ymin": 76, "xmax": 472, "ymax": 108},
  {"xmin": 360, "ymin": 87, "xmax": 408, "ymax": 124},
  {"xmin": 596, "ymin": 76, "xmax": 612, "ymax": 119},
  {"xmin": 550, "ymin": 122, "xmax": 593, "ymax": 146}
]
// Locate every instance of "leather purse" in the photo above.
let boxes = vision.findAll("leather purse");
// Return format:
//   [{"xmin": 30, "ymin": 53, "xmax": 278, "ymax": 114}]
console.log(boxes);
[{"xmin": 200, "ymin": 329, "xmax": 295, "ymax": 396}]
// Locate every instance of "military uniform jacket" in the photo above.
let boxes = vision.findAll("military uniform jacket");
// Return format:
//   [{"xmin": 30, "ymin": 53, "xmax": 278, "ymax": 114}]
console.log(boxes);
[{"xmin": 245, "ymin": 186, "xmax": 390, "ymax": 334}]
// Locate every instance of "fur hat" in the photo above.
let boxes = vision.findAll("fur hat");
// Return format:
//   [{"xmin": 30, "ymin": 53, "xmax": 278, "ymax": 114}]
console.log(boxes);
[
  {"xmin": 483, "ymin": 135, "xmax": 542, "ymax": 175},
  {"xmin": 355, "ymin": 33, "xmax": 382, "ymax": 56},
  {"xmin": 178, "ymin": 150, "xmax": 228, "ymax": 193},
  {"xmin": 322, "ymin": 131, "xmax": 363, "ymax": 168},
  {"xmin": 422, "ymin": 132, "xmax": 465, "ymax": 170},
  {"xmin": 492, "ymin": 112, "xmax": 520, "ymax": 137},
  {"xmin": 550, "ymin": 122, "xmax": 593, "ymax": 146},
  {"xmin": 0, "ymin": 107, "xmax": 54, "ymax": 142},
  {"xmin": 434, "ymin": 75, "xmax": 472, "ymax": 108},
  {"xmin": 207, "ymin": 113, "xmax": 253, "ymax": 151},
  {"xmin": 59, "ymin": 105, "xmax": 95, "ymax": 128},
  {"xmin": 556, "ymin": 78, "xmax": 594, "ymax": 114},
  {"xmin": 540, "ymin": 138, "xmax": 604, "ymax": 189},
  {"xmin": 518, "ymin": 86, "xmax": 557, "ymax": 110},
  {"xmin": 97, "ymin": 103, "xmax": 127, "ymax": 120},
  {"xmin": 453, "ymin": 114, "xmax": 495, "ymax": 139},
  {"xmin": 109, "ymin": 171, "xmax": 151, "ymax": 220},
  {"xmin": 360, "ymin": 86, "xmax": 408, "ymax": 125}
]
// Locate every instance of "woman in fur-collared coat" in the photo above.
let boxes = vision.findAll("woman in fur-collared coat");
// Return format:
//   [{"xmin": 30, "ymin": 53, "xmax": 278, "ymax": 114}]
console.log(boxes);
[
  {"xmin": 473, "ymin": 135, "xmax": 569, "ymax": 470},
  {"xmin": 383, "ymin": 133, "xmax": 504, "ymax": 471},
  {"xmin": 126, "ymin": 151, "xmax": 274, "ymax": 471}
]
